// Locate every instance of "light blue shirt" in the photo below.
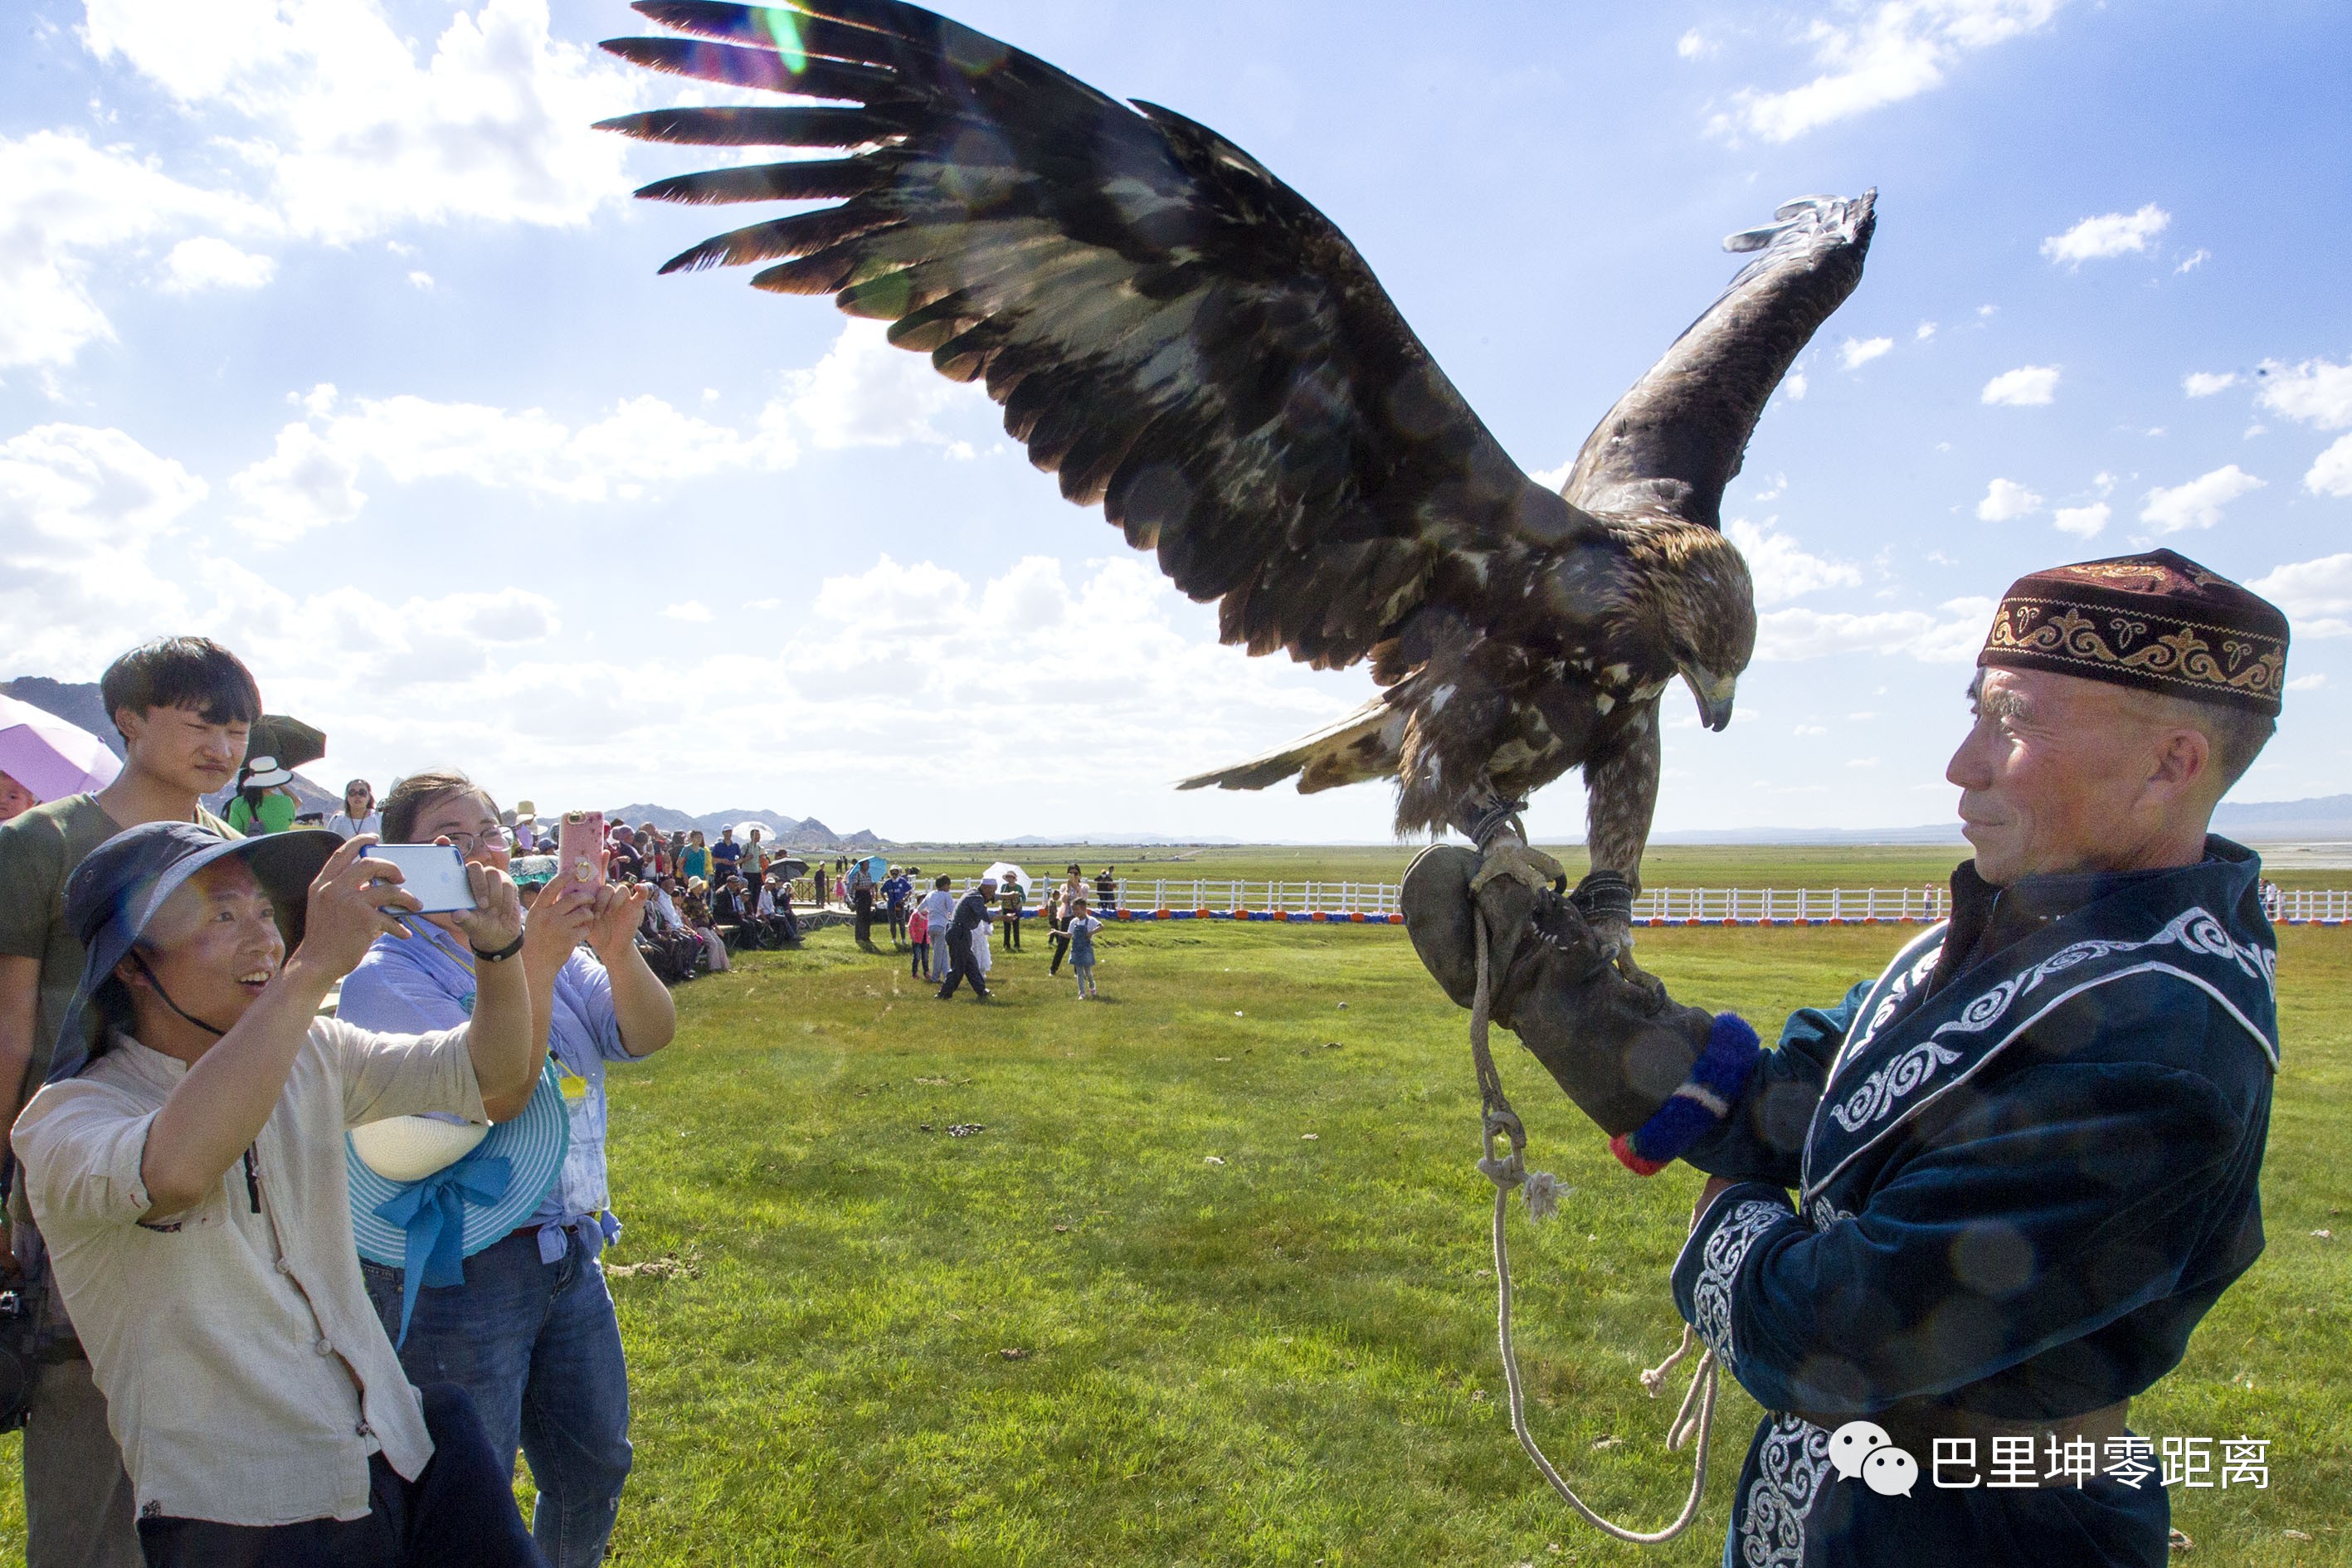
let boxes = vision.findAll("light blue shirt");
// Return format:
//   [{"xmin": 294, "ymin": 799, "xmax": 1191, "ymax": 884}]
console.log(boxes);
[{"xmin": 338, "ymin": 923, "xmax": 639, "ymax": 1257}]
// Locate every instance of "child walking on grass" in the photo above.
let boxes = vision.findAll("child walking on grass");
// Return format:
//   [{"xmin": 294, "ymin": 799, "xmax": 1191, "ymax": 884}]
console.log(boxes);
[
  {"xmin": 1067, "ymin": 896, "xmax": 1104, "ymax": 1000},
  {"xmin": 908, "ymin": 904, "xmax": 932, "ymax": 980}
]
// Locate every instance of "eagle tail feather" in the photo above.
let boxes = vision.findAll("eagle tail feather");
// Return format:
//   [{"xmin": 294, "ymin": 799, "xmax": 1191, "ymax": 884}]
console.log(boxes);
[{"xmin": 1176, "ymin": 699, "xmax": 1401, "ymax": 796}]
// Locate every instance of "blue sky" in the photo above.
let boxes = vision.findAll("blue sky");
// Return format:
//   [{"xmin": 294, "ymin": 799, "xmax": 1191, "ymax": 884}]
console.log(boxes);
[{"xmin": 4, "ymin": 0, "xmax": 2347, "ymax": 843}]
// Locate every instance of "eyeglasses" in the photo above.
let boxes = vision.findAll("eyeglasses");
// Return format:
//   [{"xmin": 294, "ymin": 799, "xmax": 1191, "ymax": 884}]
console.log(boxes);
[{"xmin": 441, "ymin": 827, "xmax": 510, "ymax": 854}]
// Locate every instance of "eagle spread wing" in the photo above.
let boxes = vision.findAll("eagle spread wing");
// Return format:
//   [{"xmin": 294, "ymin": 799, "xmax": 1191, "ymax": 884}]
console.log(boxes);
[
  {"xmin": 600, "ymin": 0, "xmax": 1599, "ymax": 676},
  {"xmin": 601, "ymin": 2, "xmax": 1872, "ymax": 884},
  {"xmin": 1563, "ymin": 193, "xmax": 1877, "ymax": 527}
]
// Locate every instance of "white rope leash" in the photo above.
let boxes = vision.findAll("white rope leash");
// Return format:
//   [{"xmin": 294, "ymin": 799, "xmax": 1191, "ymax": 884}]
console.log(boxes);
[{"xmin": 1469, "ymin": 911, "xmax": 1720, "ymax": 1545}]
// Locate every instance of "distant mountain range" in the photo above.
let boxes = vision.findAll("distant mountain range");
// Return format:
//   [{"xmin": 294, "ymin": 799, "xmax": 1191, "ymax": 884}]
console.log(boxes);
[{"xmin": 601, "ymin": 804, "xmax": 888, "ymax": 852}]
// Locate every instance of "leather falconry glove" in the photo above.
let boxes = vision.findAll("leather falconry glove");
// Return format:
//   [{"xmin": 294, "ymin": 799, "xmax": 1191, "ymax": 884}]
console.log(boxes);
[{"xmin": 1401, "ymin": 845, "xmax": 1765, "ymax": 1176}]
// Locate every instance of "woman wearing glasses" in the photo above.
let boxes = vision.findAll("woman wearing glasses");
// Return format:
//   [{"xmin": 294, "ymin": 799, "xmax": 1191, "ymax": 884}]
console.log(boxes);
[{"xmin": 336, "ymin": 768, "xmax": 675, "ymax": 1568}]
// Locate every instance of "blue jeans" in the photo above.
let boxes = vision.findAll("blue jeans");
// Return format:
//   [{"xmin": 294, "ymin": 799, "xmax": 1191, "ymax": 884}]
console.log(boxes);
[{"xmin": 363, "ymin": 1225, "xmax": 631, "ymax": 1568}]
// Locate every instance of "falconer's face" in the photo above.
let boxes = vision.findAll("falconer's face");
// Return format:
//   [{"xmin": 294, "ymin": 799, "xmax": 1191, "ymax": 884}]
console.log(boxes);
[{"xmin": 1945, "ymin": 668, "xmax": 2206, "ymax": 885}]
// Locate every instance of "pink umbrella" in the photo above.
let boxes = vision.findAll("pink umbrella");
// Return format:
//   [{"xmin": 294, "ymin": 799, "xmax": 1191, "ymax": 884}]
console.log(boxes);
[{"xmin": 0, "ymin": 694, "xmax": 122, "ymax": 803}]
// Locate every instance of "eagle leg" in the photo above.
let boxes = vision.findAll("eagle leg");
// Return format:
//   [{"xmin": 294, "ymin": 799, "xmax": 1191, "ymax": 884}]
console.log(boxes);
[{"xmin": 1455, "ymin": 793, "xmax": 1567, "ymax": 898}]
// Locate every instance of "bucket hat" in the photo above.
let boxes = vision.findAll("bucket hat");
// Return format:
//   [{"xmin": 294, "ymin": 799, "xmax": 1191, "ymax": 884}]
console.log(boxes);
[
  {"xmin": 238, "ymin": 755, "xmax": 294, "ymax": 789},
  {"xmin": 53, "ymin": 822, "xmax": 343, "ymax": 1082}
]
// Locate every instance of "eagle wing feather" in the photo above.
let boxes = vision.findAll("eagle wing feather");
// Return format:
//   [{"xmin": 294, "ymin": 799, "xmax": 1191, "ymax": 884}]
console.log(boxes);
[
  {"xmin": 601, "ymin": 0, "xmax": 1605, "ymax": 673},
  {"xmin": 1562, "ymin": 192, "xmax": 1877, "ymax": 526}
]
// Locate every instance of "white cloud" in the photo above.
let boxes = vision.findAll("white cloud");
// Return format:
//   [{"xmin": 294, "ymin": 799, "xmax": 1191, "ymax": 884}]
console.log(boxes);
[
  {"xmin": 227, "ymin": 420, "xmax": 365, "ymax": 543},
  {"xmin": 2253, "ymin": 358, "xmax": 2352, "ymax": 496},
  {"xmin": 159, "ymin": 236, "xmax": 275, "ymax": 294},
  {"xmin": 2040, "ymin": 204, "xmax": 2170, "ymax": 266},
  {"xmin": 663, "ymin": 601, "xmax": 714, "ymax": 624},
  {"xmin": 2286, "ymin": 673, "xmax": 2326, "ymax": 692},
  {"xmin": 2249, "ymin": 554, "xmax": 2352, "ymax": 639},
  {"xmin": 1708, "ymin": 0, "xmax": 2062, "ymax": 144},
  {"xmin": 1677, "ymin": 28, "xmax": 1717, "ymax": 59},
  {"xmin": 1982, "ymin": 365, "xmax": 2060, "ymax": 407},
  {"xmin": 770, "ymin": 322, "xmax": 993, "ymax": 451},
  {"xmin": 0, "ymin": 129, "xmax": 274, "ymax": 368},
  {"xmin": 1839, "ymin": 336, "xmax": 1894, "ymax": 370},
  {"xmin": 1724, "ymin": 517, "xmax": 1863, "ymax": 606},
  {"xmin": 2175, "ymin": 248, "xmax": 2210, "ymax": 275},
  {"xmin": 1782, "ymin": 370, "xmax": 1809, "ymax": 402},
  {"xmin": 81, "ymin": 0, "xmax": 643, "ymax": 245},
  {"xmin": 2257, "ymin": 357, "xmax": 2352, "ymax": 429},
  {"xmin": 2184, "ymin": 371, "xmax": 2239, "ymax": 398},
  {"xmin": 1529, "ymin": 460, "xmax": 1574, "ymax": 491},
  {"xmin": 1975, "ymin": 478, "xmax": 2041, "ymax": 522},
  {"xmin": 1755, "ymin": 597, "xmax": 1996, "ymax": 663},
  {"xmin": 2051, "ymin": 501, "xmax": 2109, "ymax": 538},
  {"xmin": 2306, "ymin": 436, "xmax": 2352, "ymax": 499},
  {"xmin": 0, "ymin": 423, "xmax": 207, "ymax": 671},
  {"xmin": 407, "ymin": 270, "xmax": 436, "ymax": 290},
  {"xmin": 226, "ymin": 386, "xmax": 797, "ymax": 539},
  {"xmin": 1915, "ymin": 321, "xmax": 1937, "ymax": 341},
  {"xmin": 2139, "ymin": 465, "xmax": 2264, "ymax": 533}
]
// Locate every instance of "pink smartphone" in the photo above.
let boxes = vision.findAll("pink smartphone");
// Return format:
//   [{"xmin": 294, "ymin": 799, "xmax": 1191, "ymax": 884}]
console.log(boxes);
[{"xmin": 556, "ymin": 811, "xmax": 606, "ymax": 889}]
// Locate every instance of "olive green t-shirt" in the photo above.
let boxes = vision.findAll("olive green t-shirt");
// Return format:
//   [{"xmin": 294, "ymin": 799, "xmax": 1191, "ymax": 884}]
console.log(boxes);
[{"xmin": 0, "ymin": 795, "xmax": 236, "ymax": 1096}]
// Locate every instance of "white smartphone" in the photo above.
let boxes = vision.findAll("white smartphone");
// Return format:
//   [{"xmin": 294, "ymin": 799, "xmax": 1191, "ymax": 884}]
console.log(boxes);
[{"xmin": 365, "ymin": 842, "xmax": 479, "ymax": 914}]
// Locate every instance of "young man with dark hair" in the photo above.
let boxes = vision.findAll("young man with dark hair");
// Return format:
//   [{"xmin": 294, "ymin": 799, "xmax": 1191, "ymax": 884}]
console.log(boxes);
[{"xmin": 0, "ymin": 635, "xmax": 259, "ymax": 1568}]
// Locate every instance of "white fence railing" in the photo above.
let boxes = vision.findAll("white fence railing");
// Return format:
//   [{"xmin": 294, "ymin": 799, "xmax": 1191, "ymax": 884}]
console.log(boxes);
[{"xmin": 855, "ymin": 879, "xmax": 2352, "ymax": 928}]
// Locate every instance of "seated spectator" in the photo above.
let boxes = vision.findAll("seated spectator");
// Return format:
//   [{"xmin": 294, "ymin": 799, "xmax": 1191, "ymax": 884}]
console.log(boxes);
[
  {"xmin": 0, "ymin": 768, "xmax": 34, "ymax": 825},
  {"xmin": 710, "ymin": 876, "xmax": 752, "ymax": 951},
  {"xmin": 677, "ymin": 880, "xmax": 729, "ymax": 972},
  {"xmin": 639, "ymin": 877, "xmax": 704, "ymax": 982},
  {"xmin": 225, "ymin": 757, "xmax": 300, "ymax": 836},
  {"xmin": 14, "ymin": 824, "xmax": 551, "ymax": 1566},
  {"xmin": 337, "ymin": 769, "xmax": 675, "ymax": 1568},
  {"xmin": 325, "ymin": 778, "xmax": 381, "ymax": 840},
  {"xmin": 754, "ymin": 874, "xmax": 801, "ymax": 947}
]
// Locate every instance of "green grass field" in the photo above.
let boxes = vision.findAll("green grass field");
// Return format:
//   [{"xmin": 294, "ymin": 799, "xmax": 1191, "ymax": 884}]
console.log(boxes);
[{"xmin": 1, "ymin": 909, "xmax": 2344, "ymax": 1564}]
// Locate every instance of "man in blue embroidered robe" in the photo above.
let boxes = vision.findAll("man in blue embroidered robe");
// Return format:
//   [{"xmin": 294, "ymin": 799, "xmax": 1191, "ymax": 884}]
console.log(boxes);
[{"xmin": 1405, "ymin": 549, "xmax": 2290, "ymax": 1567}]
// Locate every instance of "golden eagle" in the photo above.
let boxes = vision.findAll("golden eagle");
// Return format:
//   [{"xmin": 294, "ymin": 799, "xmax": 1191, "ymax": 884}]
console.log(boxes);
[{"xmin": 599, "ymin": 0, "xmax": 1876, "ymax": 928}]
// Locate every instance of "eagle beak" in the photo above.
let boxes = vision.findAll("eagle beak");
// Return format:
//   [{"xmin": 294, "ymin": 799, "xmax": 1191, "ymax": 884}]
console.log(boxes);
[{"xmin": 1685, "ymin": 669, "xmax": 1736, "ymax": 732}]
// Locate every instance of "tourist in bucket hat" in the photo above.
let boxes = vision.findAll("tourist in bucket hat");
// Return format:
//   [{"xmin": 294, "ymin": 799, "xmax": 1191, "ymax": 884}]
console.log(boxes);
[{"xmin": 13, "ymin": 821, "xmax": 567, "ymax": 1563}]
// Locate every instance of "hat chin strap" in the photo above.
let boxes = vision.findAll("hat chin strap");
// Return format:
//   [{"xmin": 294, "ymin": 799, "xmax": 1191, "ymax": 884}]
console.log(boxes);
[{"xmin": 130, "ymin": 954, "xmax": 230, "ymax": 1040}]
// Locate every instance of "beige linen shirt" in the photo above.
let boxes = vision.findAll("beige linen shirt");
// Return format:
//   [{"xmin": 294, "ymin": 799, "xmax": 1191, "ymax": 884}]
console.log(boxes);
[{"xmin": 15, "ymin": 1017, "xmax": 487, "ymax": 1527}]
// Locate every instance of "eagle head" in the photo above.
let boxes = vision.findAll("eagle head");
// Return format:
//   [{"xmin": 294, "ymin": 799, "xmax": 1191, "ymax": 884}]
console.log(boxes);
[{"xmin": 1649, "ymin": 526, "xmax": 1756, "ymax": 732}]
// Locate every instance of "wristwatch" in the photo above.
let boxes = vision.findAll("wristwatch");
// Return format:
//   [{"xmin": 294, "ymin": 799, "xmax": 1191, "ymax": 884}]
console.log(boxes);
[{"xmin": 471, "ymin": 933, "xmax": 527, "ymax": 964}]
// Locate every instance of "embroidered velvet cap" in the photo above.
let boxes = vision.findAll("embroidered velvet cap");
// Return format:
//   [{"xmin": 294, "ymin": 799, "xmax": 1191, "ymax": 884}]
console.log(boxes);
[{"xmin": 1979, "ymin": 548, "xmax": 2289, "ymax": 716}]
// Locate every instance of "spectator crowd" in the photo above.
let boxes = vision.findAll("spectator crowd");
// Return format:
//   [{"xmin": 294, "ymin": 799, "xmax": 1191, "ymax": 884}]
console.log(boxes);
[{"xmin": 0, "ymin": 634, "xmax": 1125, "ymax": 1568}]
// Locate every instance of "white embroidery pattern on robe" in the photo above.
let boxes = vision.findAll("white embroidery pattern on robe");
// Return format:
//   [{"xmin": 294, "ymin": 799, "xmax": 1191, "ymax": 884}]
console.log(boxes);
[
  {"xmin": 1693, "ymin": 1199, "xmax": 1786, "ymax": 1371},
  {"xmin": 1826, "ymin": 906, "xmax": 2275, "ymax": 1136},
  {"xmin": 1808, "ymin": 1196, "xmax": 1854, "ymax": 1231},
  {"xmin": 1740, "ymin": 1414, "xmax": 1833, "ymax": 1568}
]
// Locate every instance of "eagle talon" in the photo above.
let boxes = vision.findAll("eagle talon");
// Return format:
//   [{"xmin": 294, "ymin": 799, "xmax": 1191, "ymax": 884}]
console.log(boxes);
[{"xmin": 1470, "ymin": 840, "xmax": 1568, "ymax": 897}]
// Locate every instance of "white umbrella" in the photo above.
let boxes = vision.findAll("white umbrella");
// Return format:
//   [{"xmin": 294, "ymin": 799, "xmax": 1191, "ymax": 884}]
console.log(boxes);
[
  {"xmin": 0, "ymin": 694, "xmax": 121, "ymax": 803},
  {"xmin": 982, "ymin": 861, "xmax": 1031, "ymax": 894},
  {"xmin": 733, "ymin": 821, "xmax": 781, "ymax": 846}
]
